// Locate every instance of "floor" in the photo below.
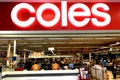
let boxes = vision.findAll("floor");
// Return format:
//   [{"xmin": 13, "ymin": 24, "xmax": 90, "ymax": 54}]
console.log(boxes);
[{"xmin": 107, "ymin": 70, "xmax": 120, "ymax": 80}]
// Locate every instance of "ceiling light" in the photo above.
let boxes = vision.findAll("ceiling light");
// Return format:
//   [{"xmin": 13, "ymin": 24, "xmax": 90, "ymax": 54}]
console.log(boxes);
[
  {"xmin": 29, "ymin": 45, "xmax": 42, "ymax": 47},
  {"xmin": 109, "ymin": 42, "xmax": 120, "ymax": 46},
  {"xmin": 48, "ymin": 38, "xmax": 69, "ymax": 40},
  {"xmin": 71, "ymin": 38, "xmax": 93, "ymax": 40},
  {"xmin": 24, "ymin": 38, "xmax": 44, "ymax": 40},
  {"xmin": 95, "ymin": 37, "xmax": 117, "ymax": 39},
  {"xmin": 1, "ymin": 46, "xmax": 14, "ymax": 47},
  {"xmin": 101, "ymin": 47, "xmax": 108, "ymax": 49},
  {"xmin": 71, "ymin": 37, "xmax": 117, "ymax": 40},
  {"xmin": 68, "ymin": 42, "xmax": 103, "ymax": 44},
  {"xmin": 50, "ymin": 42, "xmax": 66, "ymax": 44},
  {"xmin": 31, "ymin": 43, "xmax": 46, "ymax": 44}
]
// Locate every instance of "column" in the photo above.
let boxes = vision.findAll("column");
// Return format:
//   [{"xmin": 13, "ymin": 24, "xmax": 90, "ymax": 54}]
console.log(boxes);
[
  {"xmin": 13, "ymin": 40, "xmax": 17, "ymax": 56},
  {"xmin": 7, "ymin": 41, "xmax": 11, "ymax": 67},
  {"xmin": 12, "ymin": 40, "xmax": 17, "ymax": 69},
  {"xmin": 89, "ymin": 52, "xmax": 91, "ymax": 61},
  {"xmin": 24, "ymin": 51, "xmax": 26, "ymax": 63}
]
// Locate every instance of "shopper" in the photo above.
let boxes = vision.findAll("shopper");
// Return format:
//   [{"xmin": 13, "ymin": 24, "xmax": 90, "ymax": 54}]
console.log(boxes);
[
  {"xmin": 68, "ymin": 59, "xmax": 74, "ymax": 69},
  {"xmin": 51, "ymin": 60, "xmax": 60, "ymax": 70},
  {"xmin": 31, "ymin": 61, "xmax": 40, "ymax": 71},
  {"xmin": 111, "ymin": 60, "xmax": 117, "ymax": 79},
  {"xmin": 15, "ymin": 65, "xmax": 24, "ymax": 71},
  {"xmin": 95, "ymin": 59, "xmax": 99, "ymax": 64},
  {"xmin": 17, "ymin": 59, "xmax": 25, "ymax": 68},
  {"xmin": 102, "ymin": 60, "xmax": 107, "ymax": 69},
  {"xmin": 24, "ymin": 59, "xmax": 32, "ymax": 70}
]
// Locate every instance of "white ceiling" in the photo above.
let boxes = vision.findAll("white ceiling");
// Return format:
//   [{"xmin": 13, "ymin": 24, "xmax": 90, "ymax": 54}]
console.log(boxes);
[
  {"xmin": 0, "ymin": 35, "xmax": 120, "ymax": 54},
  {"xmin": 0, "ymin": 31, "xmax": 119, "ymax": 54}
]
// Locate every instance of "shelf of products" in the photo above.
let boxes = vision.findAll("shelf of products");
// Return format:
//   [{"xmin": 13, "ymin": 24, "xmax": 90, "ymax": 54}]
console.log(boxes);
[{"xmin": 28, "ymin": 52, "xmax": 73, "ymax": 58}]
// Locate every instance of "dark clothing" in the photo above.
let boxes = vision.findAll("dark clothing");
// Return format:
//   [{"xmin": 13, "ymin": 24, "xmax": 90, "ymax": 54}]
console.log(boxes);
[
  {"xmin": 24, "ymin": 61, "xmax": 32, "ymax": 70},
  {"xmin": 113, "ymin": 70, "xmax": 116, "ymax": 79},
  {"xmin": 17, "ymin": 62, "xmax": 25, "ymax": 68},
  {"xmin": 111, "ymin": 63, "xmax": 116, "ymax": 79},
  {"xmin": 102, "ymin": 61, "xmax": 107, "ymax": 67},
  {"xmin": 96, "ymin": 59, "xmax": 99, "ymax": 64}
]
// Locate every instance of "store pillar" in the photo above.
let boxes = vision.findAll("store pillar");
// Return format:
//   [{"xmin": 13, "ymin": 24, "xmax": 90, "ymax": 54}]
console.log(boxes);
[
  {"xmin": 13, "ymin": 40, "xmax": 17, "ymax": 56},
  {"xmin": 7, "ymin": 41, "xmax": 11, "ymax": 67},
  {"xmin": 89, "ymin": 52, "xmax": 91, "ymax": 61}
]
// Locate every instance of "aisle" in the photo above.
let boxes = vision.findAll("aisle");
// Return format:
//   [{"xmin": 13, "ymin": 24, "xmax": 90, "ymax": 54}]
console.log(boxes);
[{"xmin": 107, "ymin": 70, "xmax": 120, "ymax": 80}]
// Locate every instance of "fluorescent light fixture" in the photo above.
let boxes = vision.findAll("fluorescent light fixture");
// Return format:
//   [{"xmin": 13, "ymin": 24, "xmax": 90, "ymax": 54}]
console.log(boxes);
[
  {"xmin": 109, "ymin": 42, "xmax": 120, "ymax": 46},
  {"xmin": 31, "ymin": 43, "xmax": 46, "ymax": 44},
  {"xmin": 71, "ymin": 38, "xmax": 93, "ymax": 40},
  {"xmin": 50, "ymin": 42, "xmax": 66, "ymax": 44},
  {"xmin": 68, "ymin": 42, "xmax": 103, "ymax": 44},
  {"xmin": 24, "ymin": 38, "xmax": 44, "ymax": 40},
  {"xmin": 72, "ymin": 37, "xmax": 117, "ymax": 40},
  {"xmin": 95, "ymin": 37, "xmax": 117, "ymax": 39},
  {"xmin": 0, "ymin": 38, "xmax": 20, "ymax": 40},
  {"xmin": 1, "ymin": 46, "xmax": 14, "ymax": 47},
  {"xmin": 101, "ymin": 47, "xmax": 108, "ymax": 49},
  {"xmin": 48, "ymin": 38, "xmax": 69, "ymax": 40},
  {"xmin": 56, "ymin": 47, "xmax": 81, "ymax": 48},
  {"xmin": 29, "ymin": 45, "xmax": 42, "ymax": 47},
  {"xmin": 18, "ymin": 43, "xmax": 28, "ymax": 44}
]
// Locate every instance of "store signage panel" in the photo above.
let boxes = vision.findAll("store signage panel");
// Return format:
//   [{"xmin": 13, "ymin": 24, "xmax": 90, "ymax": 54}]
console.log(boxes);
[
  {"xmin": 11, "ymin": 2, "xmax": 111, "ymax": 28},
  {"xmin": 0, "ymin": 1, "xmax": 120, "ymax": 30}
]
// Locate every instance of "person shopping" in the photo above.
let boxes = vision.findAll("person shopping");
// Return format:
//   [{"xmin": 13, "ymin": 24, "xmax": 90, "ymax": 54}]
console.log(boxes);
[
  {"xmin": 111, "ymin": 60, "xmax": 117, "ymax": 79},
  {"xmin": 31, "ymin": 61, "xmax": 40, "ymax": 71},
  {"xmin": 51, "ymin": 60, "xmax": 60, "ymax": 70}
]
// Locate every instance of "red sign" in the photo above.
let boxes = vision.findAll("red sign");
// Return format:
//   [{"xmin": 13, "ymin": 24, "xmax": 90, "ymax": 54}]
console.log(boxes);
[{"xmin": 0, "ymin": 1, "xmax": 120, "ymax": 30}]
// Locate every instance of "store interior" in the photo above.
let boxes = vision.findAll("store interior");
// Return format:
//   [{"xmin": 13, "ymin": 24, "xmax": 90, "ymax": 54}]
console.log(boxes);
[
  {"xmin": 0, "ymin": 31, "xmax": 120, "ymax": 79},
  {"xmin": 0, "ymin": 35, "xmax": 120, "ymax": 58}
]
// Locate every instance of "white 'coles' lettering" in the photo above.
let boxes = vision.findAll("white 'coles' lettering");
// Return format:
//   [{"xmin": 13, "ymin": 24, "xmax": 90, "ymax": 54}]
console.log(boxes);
[{"xmin": 11, "ymin": 1, "xmax": 111, "ymax": 28}]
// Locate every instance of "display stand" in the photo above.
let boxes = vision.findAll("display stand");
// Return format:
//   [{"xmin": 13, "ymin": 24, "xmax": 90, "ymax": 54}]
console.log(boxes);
[{"xmin": 91, "ymin": 65, "xmax": 107, "ymax": 80}]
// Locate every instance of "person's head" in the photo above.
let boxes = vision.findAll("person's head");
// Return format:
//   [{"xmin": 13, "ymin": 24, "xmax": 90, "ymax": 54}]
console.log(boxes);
[
  {"xmin": 53, "ymin": 60, "xmax": 57, "ymax": 63},
  {"xmin": 20, "ymin": 59, "xmax": 23, "ymax": 63},
  {"xmin": 34, "ymin": 61, "xmax": 38, "ymax": 64}
]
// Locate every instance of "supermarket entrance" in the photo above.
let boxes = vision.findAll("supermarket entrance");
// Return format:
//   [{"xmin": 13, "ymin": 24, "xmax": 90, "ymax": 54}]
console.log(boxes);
[
  {"xmin": 1, "ymin": 31, "xmax": 120, "ymax": 80},
  {"xmin": 0, "ymin": 31, "xmax": 120, "ymax": 60}
]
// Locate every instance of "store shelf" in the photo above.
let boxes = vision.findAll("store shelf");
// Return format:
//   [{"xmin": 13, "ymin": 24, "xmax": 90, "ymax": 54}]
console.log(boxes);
[{"xmin": 28, "ymin": 55, "xmax": 73, "ymax": 58}]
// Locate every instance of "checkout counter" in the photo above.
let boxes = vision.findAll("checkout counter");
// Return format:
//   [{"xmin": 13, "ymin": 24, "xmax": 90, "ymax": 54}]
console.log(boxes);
[{"xmin": 2, "ymin": 70, "xmax": 79, "ymax": 80}]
